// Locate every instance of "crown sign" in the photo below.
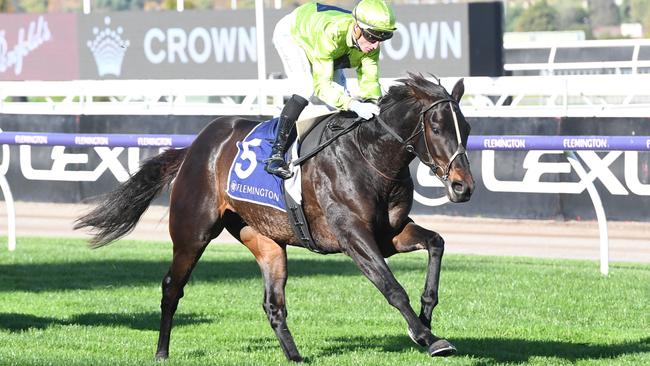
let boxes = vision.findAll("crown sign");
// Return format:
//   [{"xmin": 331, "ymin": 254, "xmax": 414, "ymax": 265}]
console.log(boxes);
[{"xmin": 87, "ymin": 16, "xmax": 130, "ymax": 77}]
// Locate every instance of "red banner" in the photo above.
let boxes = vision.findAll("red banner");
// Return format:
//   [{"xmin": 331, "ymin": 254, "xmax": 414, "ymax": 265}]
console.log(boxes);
[{"xmin": 0, "ymin": 13, "xmax": 78, "ymax": 80}]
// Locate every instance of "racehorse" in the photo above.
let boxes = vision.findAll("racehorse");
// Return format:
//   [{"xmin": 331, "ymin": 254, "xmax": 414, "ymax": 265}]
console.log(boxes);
[{"xmin": 74, "ymin": 73, "xmax": 474, "ymax": 362}]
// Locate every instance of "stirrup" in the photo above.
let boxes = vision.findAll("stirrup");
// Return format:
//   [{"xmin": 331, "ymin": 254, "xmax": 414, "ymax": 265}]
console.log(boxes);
[
  {"xmin": 263, "ymin": 154, "xmax": 284, "ymax": 164},
  {"xmin": 264, "ymin": 157, "xmax": 293, "ymax": 179},
  {"xmin": 265, "ymin": 166, "xmax": 293, "ymax": 179}
]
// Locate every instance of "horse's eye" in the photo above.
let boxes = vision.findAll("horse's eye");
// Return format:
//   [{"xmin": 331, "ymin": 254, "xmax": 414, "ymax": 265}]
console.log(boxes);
[{"xmin": 432, "ymin": 127, "xmax": 440, "ymax": 135}]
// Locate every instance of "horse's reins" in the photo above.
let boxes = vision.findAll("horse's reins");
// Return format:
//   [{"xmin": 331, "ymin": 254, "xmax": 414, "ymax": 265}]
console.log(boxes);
[{"xmin": 374, "ymin": 98, "xmax": 467, "ymax": 181}]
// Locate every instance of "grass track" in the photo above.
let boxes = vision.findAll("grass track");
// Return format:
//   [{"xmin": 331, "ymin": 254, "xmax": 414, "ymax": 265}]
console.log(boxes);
[{"xmin": 0, "ymin": 237, "xmax": 648, "ymax": 365}]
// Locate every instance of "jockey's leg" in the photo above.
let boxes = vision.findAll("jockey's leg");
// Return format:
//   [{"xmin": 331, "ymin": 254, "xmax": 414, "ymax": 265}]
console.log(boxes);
[
  {"xmin": 268, "ymin": 13, "xmax": 312, "ymax": 179},
  {"xmin": 264, "ymin": 94, "xmax": 309, "ymax": 179},
  {"xmin": 272, "ymin": 12, "xmax": 313, "ymax": 98}
]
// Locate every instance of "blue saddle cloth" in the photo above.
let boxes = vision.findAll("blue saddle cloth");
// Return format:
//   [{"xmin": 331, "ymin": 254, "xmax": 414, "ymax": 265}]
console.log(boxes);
[{"xmin": 226, "ymin": 118, "xmax": 287, "ymax": 212}]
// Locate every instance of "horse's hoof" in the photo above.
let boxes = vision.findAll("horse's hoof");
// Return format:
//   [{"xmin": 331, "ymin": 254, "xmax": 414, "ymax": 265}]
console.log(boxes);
[
  {"xmin": 154, "ymin": 351, "xmax": 169, "ymax": 361},
  {"xmin": 428, "ymin": 338, "xmax": 456, "ymax": 357},
  {"xmin": 288, "ymin": 354, "xmax": 304, "ymax": 363}
]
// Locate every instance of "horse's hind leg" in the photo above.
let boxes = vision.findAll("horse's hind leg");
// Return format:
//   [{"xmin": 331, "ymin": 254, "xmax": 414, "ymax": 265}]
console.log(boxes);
[
  {"xmin": 155, "ymin": 212, "xmax": 222, "ymax": 360},
  {"xmin": 239, "ymin": 226, "xmax": 302, "ymax": 362},
  {"xmin": 391, "ymin": 220, "xmax": 454, "ymax": 356}
]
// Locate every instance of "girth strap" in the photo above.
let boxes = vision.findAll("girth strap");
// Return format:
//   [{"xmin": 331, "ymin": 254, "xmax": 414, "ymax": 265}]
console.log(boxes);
[{"xmin": 283, "ymin": 183, "xmax": 325, "ymax": 253}]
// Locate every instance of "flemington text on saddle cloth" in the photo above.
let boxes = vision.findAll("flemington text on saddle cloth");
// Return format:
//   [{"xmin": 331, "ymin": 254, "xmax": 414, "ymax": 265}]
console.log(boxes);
[{"xmin": 226, "ymin": 118, "xmax": 300, "ymax": 212}]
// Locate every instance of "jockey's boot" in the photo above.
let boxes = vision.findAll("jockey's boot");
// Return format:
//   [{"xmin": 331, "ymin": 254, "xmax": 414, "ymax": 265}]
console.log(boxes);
[{"xmin": 264, "ymin": 94, "xmax": 309, "ymax": 179}]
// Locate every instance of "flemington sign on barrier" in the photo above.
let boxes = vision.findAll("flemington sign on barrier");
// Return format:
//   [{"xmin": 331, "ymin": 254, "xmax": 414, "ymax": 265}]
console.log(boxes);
[
  {"xmin": 1, "ymin": 131, "xmax": 648, "ymax": 275},
  {"xmin": 3, "ymin": 131, "xmax": 650, "ymax": 151},
  {"xmin": 3, "ymin": 132, "xmax": 196, "ymax": 147}
]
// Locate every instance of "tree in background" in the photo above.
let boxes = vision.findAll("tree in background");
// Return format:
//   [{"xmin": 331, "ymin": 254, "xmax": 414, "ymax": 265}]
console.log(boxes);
[
  {"xmin": 505, "ymin": 4, "xmax": 524, "ymax": 32},
  {"xmin": 0, "ymin": 0, "xmax": 14, "ymax": 11},
  {"xmin": 625, "ymin": 0, "xmax": 650, "ymax": 37},
  {"xmin": 505, "ymin": 0, "xmax": 650, "ymax": 39},
  {"xmin": 588, "ymin": 0, "xmax": 620, "ymax": 28},
  {"xmin": 93, "ymin": 0, "xmax": 144, "ymax": 11},
  {"xmin": 161, "ymin": 0, "xmax": 204, "ymax": 10},
  {"xmin": 507, "ymin": 0, "xmax": 587, "ymax": 33},
  {"xmin": 16, "ymin": 0, "xmax": 46, "ymax": 12},
  {"xmin": 556, "ymin": 1, "xmax": 592, "ymax": 37},
  {"xmin": 512, "ymin": 0, "xmax": 560, "ymax": 32}
]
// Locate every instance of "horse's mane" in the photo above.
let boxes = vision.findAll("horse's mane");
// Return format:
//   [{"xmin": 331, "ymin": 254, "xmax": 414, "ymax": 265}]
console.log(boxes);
[{"xmin": 379, "ymin": 73, "xmax": 449, "ymax": 111}]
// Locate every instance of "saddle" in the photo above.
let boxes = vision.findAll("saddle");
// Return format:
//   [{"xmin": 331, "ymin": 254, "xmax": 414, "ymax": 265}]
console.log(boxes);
[
  {"xmin": 294, "ymin": 110, "xmax": 363, "ymax": 166},
  {"xmin": 296, "ymin": 108, "xmax": 335, "ymax": 139}
]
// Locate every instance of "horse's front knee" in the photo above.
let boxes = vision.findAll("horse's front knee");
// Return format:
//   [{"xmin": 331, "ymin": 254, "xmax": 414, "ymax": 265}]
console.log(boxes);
[
  {"xmin": 425, "ymin": 233, "xmax": 445, "ymax": 254},
  {"xmin": 420, "ymin": 293, "xmax": 439, "ymax": 310}
]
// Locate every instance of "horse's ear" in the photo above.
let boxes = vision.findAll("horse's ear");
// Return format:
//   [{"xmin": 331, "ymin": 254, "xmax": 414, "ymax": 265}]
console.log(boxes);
[{"xmin": 451, "ymin": 78, "xmax": 465, "ymax": 102}]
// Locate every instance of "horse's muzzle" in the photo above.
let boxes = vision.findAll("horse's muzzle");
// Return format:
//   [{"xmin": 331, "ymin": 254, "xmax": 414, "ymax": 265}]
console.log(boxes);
[{"xmin": 446, "ymin": 177, "xmax": 474, "ymax": 203}]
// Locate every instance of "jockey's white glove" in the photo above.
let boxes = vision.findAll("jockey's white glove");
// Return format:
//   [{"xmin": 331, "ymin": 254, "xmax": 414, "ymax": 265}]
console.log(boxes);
[{"xmin": 349, "ymin": 100, "xmax": 379, "ymax": 120}]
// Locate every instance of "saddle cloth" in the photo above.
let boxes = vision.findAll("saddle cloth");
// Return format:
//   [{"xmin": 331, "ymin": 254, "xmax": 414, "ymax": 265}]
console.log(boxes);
[
  {"xmin": 225, "ymin": 109, "xmax": 334, "ymax": 212},
  {"xmin": 226, "ymin": 117, "xmax": 291, "ymax": 211}
]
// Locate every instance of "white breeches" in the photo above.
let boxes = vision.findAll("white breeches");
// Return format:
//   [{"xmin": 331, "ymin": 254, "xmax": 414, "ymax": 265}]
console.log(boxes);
[{"xmin": 272, "ymin": 13, "xmax": 347, "ymax": 103}]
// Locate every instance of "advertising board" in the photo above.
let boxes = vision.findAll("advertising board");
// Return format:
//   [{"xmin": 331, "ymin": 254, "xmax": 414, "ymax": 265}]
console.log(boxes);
[
  {"xmin": 1, "ymin": 114, "xmax": 648, "ymax": 221},
  {"xmin": 0, "ymin": 3, "xmax": 503, "ymax": 80},
  {"xmin": 0, "ymin": 13, "xmax": 78, "ymax": 80}
]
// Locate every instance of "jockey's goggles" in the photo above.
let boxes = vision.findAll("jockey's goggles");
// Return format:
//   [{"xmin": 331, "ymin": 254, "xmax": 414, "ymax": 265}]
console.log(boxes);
[{"xmin": 360, "ymin": 27, "xmax": 393, "ymax": 43}]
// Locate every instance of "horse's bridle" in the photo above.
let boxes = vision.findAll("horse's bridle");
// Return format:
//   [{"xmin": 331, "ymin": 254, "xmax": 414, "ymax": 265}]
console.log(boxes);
[{"xmin": 374, "ymin": 98, "xmax": 467, "ymax": 181}]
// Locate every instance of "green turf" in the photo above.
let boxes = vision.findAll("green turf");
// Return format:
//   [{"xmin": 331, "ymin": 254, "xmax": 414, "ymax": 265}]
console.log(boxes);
[{"xmin": 0, "ymin": 237, "xmax": 648, "ymax": 365}]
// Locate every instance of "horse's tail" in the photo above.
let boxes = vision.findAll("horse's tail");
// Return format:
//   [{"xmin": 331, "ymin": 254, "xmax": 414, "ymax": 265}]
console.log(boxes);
[{"xmin": 74, "ymin": 147, "xmax": 188, "ymax": 248}]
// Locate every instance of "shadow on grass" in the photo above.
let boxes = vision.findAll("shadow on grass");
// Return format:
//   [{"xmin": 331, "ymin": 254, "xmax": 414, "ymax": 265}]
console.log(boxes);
[
  {"xmin": 456, "ymin": 336, "xmax": 650, "ymax": 364},
  {"xmin": 4, "ymin": 314, "xmax": 647, "ymax": 364},
  {"xmin": 310, "ymin": 335, "xmax": 650, "ymax": 364},
  {"xmin": 0, "ymin": 258, "xmax": 360, "ymax": 292},
  {"xmin": 0, "ymin": 254, "xmax": 440, "ymax": 293},
  {"xmin": 0, "ymin": 311, "xmax": 210, "ymax": 332}
]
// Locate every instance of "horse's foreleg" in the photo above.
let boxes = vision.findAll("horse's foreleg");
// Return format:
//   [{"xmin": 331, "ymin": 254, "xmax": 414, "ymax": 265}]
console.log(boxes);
[
  {"xmin": 391, "ymin": 221, "xmax": 445, "ymax": 331},
  {"xmin": 240, "ymin": 226, "xmax": 302, "ymax": 362},
  {"xmin": 337, "ymin": 220, "xmax": 454, "ymax": 357}
]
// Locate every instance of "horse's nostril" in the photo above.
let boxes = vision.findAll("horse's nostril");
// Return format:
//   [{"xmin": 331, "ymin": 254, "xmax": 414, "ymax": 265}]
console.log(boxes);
[{"xmin": 452, "ymin": 182, "xmax": 464, "ymax": 194}]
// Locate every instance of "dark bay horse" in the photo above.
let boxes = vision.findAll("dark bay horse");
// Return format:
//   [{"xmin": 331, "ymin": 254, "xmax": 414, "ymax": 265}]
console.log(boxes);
[{"xmin": 75, "ymin": 74, "xmax": 474, "ymax": 362}]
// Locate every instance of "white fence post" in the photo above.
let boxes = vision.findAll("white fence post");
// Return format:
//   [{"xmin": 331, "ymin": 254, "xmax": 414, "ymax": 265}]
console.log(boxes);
[
  {"xmin": 0, "ymin": 130, "xmax": 16, "ymax": 251},
  {"xmin": 565, "ymin": 151, "xmax": 609, "ymax": 276}
]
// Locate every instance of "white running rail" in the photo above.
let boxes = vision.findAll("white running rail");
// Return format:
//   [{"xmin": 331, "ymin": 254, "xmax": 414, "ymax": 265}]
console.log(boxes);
[
  {"xmin": 504, "ymin": 39, "xmax": 650, "ymax": 75},
  {"xmin": 1, "ymin": 75, "xmax": 650, "ymax": 118}
]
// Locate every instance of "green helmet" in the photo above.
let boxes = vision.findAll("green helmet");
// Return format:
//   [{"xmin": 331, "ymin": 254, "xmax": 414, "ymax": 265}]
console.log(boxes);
[{"xmin": 353, "ymin": 0, "xmax": 397, "ymax": 33}]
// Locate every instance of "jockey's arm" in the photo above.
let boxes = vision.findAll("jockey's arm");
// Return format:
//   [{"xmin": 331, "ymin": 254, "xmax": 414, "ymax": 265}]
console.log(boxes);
[
  {"xmin": 357, "ymin": 49, "xmax": 382, "ymax": 102},
  {"xmin": 311, "ymin": 57, "xmax": 354, "ymax": 110}
]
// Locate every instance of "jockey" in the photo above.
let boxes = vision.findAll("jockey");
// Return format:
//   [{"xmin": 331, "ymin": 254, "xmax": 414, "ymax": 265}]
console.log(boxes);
[{"xmin": 265, "ymin": 0, "xmax": 397, "ymax": 179}]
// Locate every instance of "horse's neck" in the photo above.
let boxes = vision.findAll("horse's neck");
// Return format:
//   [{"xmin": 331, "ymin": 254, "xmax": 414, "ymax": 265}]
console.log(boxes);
[{"xmin": 360, "ymin": 109, "xmax": 417, "ymax": 179}]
